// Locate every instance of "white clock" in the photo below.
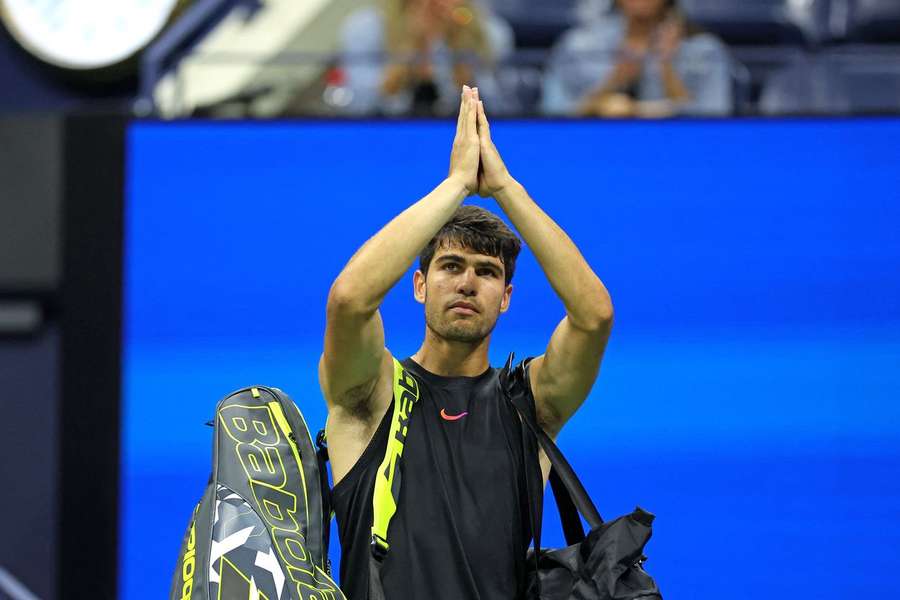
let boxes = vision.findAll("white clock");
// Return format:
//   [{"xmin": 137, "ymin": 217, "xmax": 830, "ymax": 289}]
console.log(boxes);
[{"xmin": 0, "ymin": 0, "xmax": 180, "ymax": 70}]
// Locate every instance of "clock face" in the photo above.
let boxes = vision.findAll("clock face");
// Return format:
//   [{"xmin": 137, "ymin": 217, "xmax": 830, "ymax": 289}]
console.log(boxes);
[{"xmin": 1, "ymin": 0, "xmax": 179, "ymax": 70}]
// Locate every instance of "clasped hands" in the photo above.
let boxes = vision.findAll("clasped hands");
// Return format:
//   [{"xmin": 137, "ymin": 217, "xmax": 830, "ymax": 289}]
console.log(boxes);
[{"xmin": 448, "ymin": 85, "xmax": 514, "ymax": 198}]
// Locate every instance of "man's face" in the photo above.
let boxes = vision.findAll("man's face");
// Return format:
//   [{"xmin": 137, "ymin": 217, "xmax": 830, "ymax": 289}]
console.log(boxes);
[{"xmin": 414, "ymin": 244, "xmax": 512, "ymax": 343}]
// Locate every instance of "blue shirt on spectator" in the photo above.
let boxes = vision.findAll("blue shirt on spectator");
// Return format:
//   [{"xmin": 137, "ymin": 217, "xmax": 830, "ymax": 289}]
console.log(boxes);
[{"xmin": 542, "ymin": 14, "xmax": 733, "ymax": 116}]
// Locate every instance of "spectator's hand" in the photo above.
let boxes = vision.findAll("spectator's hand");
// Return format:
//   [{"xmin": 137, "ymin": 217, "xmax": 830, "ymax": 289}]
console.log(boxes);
[
  {"xmin": 473, "ymin": 92, "xmax": 512, "ymax": 197},
  {"xmin": 448, "ymin": 86, "xmax": 480, "ymax": 194},
  {"xmin": 452, "ymin": 63, "xmax": 475, "ymax": 92},
  {"xmin": 655, "ymin": 15, "xmax": 685, "ymax": 62},
  {"xmin": 410, "ymin": 0, "xmax": 461, "ymax": 45},
  {"xmin": 578, "ymin": 52, "xmax": 642, "ymax": 116},
  {"xmin": 427, "ymin": 0, "xmax": 469, "ymax": 39},
  {"xmin": 382, "ymin": 63, "xmax": 411, "ymax": 95},
  {"xmin": 579, "ymin": 92, "xmax": 638, "ymax": 118},
  {"xmin": 612, "ymin": 55, "xmax": 643, "ymax": 85},
  {"xmin": 635, "ymin": 99, "xmax": 677, "ymax": 118}
]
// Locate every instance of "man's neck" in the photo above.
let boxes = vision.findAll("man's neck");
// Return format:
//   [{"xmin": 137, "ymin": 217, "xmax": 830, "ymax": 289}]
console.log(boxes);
[{"xmin": 411, "ymin": 328, "xmax": 491, "ymax": 377}]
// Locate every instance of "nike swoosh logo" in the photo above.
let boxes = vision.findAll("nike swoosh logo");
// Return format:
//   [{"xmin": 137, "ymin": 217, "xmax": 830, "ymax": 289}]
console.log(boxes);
[{"xmin": 440, "ymin": 408, "xmax": 468, "ymax": 421}]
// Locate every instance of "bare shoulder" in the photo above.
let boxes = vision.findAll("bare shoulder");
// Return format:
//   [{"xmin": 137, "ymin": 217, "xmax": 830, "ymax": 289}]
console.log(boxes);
[{"xmin": 323, "ymin": 349, "xmax": 395, "ymax": 486}]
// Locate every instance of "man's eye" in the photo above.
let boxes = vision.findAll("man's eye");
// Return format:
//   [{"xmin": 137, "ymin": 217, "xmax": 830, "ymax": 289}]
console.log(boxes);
[{"xmin": 445, "ymin": 263, "xmax": 459, "ymax": 271}]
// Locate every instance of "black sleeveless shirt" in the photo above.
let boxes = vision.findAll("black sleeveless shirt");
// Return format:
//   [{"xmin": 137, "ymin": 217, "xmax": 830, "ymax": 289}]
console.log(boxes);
[{"xmin": 331, "ymin": 357, "xmax": 534, "ymax": 600}]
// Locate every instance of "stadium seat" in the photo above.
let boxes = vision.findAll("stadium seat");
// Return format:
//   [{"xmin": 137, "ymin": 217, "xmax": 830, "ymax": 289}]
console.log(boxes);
[
  {"xmin": 487, "ymin": 0, "xmax": 582, "ymax": 48},
  {"xmin": 760, "ymin": 49, "xmax": 900, "ymax": 114},
  {"xmin": 826, "ymin": 48, "xmax": 900, "ymax": 113},
  {"xmin": 730, "ymin": 58, "xmax": 755, "ymax": 115},
  {"xmin": 844, "ymin": 0, "xmax": 900, "ymax": 43},
  {"xmin": 679, "ymin": 0, "xmax": 830, "ymax": 46},
  {"xmin": 759, "ymin": 56, "xmax": 850, "ymax": 114},
  {"xmin": 495, "ymin": 62, "xmax": 545, "ymax": 115}
]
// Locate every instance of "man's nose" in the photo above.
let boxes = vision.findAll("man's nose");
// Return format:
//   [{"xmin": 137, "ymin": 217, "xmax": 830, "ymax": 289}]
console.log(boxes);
[{"xmin": 456, "ymin": 268, "xmax": 477, "ymax": 295}]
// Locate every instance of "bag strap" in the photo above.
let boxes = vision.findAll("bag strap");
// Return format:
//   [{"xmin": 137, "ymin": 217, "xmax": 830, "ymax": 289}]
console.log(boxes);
[
  {"xmin": 315, "ymin": 430, "xmax": 333, "ymax": 565},
  {"xmin": 515, "ymin": 397, "xmax": 604, "ymax": 529},
  {"xmin": 501, "ymin": 353, "xmax": 604, "ymax": 531},
  {"xmin": 368, "ymin": 357, "xmax": 421, "ymax": 598},
  {"xmin": 508, "ymin": 358, "xmax": 545, "ymax": 579},
  {"xmin": 550, "ymin": 467, "xmax": 586, "ymax": 546}
]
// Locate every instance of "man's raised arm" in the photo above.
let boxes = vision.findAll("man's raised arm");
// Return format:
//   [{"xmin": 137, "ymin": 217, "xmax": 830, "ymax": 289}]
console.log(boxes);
[
  {"xmin": 474, "ymin": 96, "xmax": 614, "ymax": 435},
  {"xmin": 319, "ymin": 86, "xmax": 481, "ymax": 413}
]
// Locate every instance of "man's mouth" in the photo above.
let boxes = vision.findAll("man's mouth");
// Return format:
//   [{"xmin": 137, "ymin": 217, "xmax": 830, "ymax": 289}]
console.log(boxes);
[{"xmin": 448, "ymin": 301, "xmax": 478, "ymax": 315}]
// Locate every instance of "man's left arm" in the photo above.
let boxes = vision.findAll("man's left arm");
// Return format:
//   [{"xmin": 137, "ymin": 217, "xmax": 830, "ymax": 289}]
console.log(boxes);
[{"xmin": 475, "ymin": 97, "xmax": 613, "ymax": 436}]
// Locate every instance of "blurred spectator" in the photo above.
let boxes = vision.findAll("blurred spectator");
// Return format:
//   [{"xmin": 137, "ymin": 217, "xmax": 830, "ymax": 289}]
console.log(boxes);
[
  {"xmin": 542, "ymin": 0, "xmax": 732, "ymax": 117},
  {"xmin": 337, "ymin": 0, "xmax": 513, "ymax": 116}
]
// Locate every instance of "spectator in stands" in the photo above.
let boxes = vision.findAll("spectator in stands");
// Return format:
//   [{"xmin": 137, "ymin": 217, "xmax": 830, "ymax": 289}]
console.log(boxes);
[
  {"xmin": 337, "ymin": 0, "xmax": 513, "ymax": 116},
  {"xmin": 542, "ymin": 0, "xmax": 732, "ymax": 117}
]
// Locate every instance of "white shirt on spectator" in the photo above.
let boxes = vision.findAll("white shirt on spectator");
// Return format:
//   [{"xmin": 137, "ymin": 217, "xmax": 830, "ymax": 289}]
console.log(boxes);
[{"xmin": 338, "ymin": 6, "xmax": 514, "ymax": 116}]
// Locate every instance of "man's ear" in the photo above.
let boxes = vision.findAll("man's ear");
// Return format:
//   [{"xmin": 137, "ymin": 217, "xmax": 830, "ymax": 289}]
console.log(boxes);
[
  {"xmin": 413, "ymin": 270, "xmax": 427, "ymax": 304},
  {"xmin": 499, "ymin": 283, "xmax": 513, "ymax": 313}
]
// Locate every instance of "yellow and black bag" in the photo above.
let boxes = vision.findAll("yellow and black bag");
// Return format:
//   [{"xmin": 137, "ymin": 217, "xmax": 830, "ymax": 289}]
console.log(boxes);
[{"xmin": 170, "ymin": 386, "xmax": 344, "ymax": 600}]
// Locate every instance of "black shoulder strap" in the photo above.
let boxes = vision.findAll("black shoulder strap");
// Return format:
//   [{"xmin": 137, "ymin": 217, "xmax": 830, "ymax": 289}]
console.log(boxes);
[
  {"xmin": 504, "ymin": 353, "xmax": 546, "ymax": 579},
  {"xmin": 500, "ymin": 353, "xmax": 604, "ymax": 533},
  {"xmin": 550, "ymin": 466, "xmax": 586, "ymax": 546},
  {"xmin": 315, "ymin": 429, "xmax": 333, "ymax": 564}
]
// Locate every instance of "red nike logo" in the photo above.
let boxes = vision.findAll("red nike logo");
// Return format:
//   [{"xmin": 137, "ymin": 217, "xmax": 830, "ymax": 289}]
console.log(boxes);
[{"xmin": 440, "ymin": 408, "xmax": 468, "ymax": 421}]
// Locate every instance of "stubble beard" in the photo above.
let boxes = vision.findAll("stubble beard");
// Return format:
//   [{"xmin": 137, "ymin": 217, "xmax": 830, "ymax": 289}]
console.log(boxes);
[{"xmin": 425, "ymin": 307, "xmax": 497, "ymax": 344}]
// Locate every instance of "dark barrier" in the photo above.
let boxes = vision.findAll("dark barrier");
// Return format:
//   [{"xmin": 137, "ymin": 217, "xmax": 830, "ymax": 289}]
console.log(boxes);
[{"xmin": 0, "ymin": 115, "xmax": 125, "ymax": 600}]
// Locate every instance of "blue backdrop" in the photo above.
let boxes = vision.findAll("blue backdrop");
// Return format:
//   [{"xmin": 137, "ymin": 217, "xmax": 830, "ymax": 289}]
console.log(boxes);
[{"xmin": 122, "ymin": 119, "xmax": 900, "ymax": 599}]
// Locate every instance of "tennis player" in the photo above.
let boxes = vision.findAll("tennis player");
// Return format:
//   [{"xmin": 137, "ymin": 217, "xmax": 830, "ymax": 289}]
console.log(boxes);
[{"xmin": 320, "ymin": 85, "xmax": 613, "ymax": 599}]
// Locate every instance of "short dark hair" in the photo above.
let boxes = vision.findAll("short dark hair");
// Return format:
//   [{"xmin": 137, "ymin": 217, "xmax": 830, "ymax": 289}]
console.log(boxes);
[{"xmin": 419, "ymin": 205, "xmax": 522, "ymax": 284}]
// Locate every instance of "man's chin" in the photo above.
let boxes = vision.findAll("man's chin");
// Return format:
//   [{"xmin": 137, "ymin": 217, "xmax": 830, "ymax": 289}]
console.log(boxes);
[
  {"xmin": 430, "ymin": 322, "xmax": 487, "ymax": 344},
  {"xmin": 446, "ymin": 331, "xmax": 486, "ymax": 344}
]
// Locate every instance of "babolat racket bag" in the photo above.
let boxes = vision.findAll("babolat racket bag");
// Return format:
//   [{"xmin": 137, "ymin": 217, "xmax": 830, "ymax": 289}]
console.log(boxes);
[{"xmin": 170, "ymin": 386, "xmax": 344, "ymax": 600}]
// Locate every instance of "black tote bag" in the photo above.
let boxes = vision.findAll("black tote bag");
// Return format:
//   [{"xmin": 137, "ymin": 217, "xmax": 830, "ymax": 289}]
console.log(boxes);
[{"xmin": 500, "ymin": 355, "xmax": 663, "ymax": 600}]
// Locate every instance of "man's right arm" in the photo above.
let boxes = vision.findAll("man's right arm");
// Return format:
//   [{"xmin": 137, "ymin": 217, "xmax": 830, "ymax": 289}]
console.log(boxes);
[{"xmin": 319, "ymin": 86, "xmax": 481, "ymax": 419}]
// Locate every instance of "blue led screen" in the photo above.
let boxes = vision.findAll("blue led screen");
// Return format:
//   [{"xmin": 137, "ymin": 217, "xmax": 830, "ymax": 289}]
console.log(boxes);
[{"xmin": 123, "ymin": 119, "xmax": 900, "ymax": 599}]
